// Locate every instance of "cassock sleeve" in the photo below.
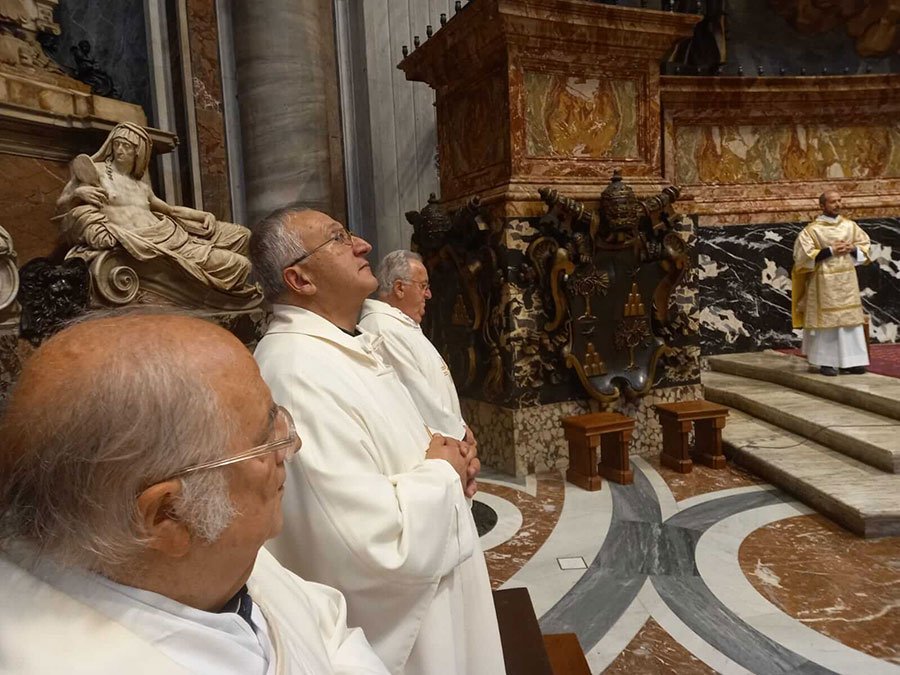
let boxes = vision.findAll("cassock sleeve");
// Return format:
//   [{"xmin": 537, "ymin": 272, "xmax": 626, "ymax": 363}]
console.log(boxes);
[
  {"xmin": 250, "ymin": 549, "xmax": 390, "ymax": 674},
  {"xmin": 377, "ymin": 326, "xmax": 467, "ymax": 439},
  {"xmin": 268, "ymin": 364, "xmax": 476, "ymax": 585},
  {"xmin": 295, "ymin": 578, "xmax": 390, "ymax": 674}
]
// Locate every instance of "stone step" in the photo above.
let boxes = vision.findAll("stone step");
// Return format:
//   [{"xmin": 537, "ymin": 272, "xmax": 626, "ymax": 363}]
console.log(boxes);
[
  {"xmin": 707, "ymin": 351, "xmax": 900, "ymax": 422},
  {"xmin": 722, "ymin": 410, "xmax": 900, "ymax": 538},
  {"xmin": 703, "ymin": 371, "xmax": 900, "ymax": 474}
]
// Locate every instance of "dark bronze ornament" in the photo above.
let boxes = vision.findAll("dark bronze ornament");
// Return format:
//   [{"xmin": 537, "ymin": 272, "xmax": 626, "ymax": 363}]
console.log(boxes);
[
  {"xmin": 17, "ymin": 257, "xmax": 90, "ymax": 346},
  {"xmin": 536, "ymin": 172, "xmax": 690, "ymax": 402},
  {"xmin": 407, "ymin": 195, "xmax": 495, "ymax": 394}
]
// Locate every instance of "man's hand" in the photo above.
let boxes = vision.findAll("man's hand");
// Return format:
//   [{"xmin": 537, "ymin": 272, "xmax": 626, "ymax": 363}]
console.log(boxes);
[
  {"xmin": 74, "ymin": 186, "xmax": 109, "ymax": 208},
  {"xmin": 425, "ymin": 434, "xmax": 468, "ymax": 488},
  {"xmin": 832, "ymin": 240, "xmax": 853, "ymax": 256},
  {"xmin": 462, "ymin": 426, "xmax": 480, "ymax": 498}
]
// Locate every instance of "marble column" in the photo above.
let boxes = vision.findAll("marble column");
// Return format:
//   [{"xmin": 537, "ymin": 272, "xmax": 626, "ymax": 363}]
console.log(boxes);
[{"xmin": 231, "ymin": 0, "xmax": 346, "ymax": 227}]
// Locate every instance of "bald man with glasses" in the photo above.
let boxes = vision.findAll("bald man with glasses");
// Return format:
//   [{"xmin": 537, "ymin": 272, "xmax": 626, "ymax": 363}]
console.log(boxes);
[
  {"xmin": 249, "ymin": 207, "xmax": 503, "ymax": 675},
  {"xmin": 0, "ymin": 313, "xmax": 388, "ymax": 675}
]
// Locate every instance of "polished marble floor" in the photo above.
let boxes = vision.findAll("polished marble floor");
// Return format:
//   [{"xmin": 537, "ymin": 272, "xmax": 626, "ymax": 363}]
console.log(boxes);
[{"xmin": 475, "ymin": 458, "xmax": 900, "ymax": 674}]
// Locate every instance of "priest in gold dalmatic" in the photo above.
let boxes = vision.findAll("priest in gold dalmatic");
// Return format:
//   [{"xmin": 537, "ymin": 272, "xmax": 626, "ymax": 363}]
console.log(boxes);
[{"xmin": 792, "ymin": 190, "xmax": 871, "ymax": 376}]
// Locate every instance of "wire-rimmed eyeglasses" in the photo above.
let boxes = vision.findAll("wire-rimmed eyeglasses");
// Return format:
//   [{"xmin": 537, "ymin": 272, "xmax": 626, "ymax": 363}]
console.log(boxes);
[
  {"xmin": 284, "ymin": 226, "xmax": 354, "ymax": 268},
  {"xmin": 166, "ymin": 405, "xmax": 299, "ymax": 480}
]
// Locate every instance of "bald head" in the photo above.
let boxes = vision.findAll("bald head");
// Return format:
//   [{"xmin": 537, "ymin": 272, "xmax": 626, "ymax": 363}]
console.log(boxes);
[
  {"xmin": 10, "ymin": 314, "xmax": 245, "ymax": 415},
  {"xmin": 819, "ymin": 190, "xmax": 842, "ymax": 217},
  {"xmin": 0, "ymin": 313, "xmax": 253, "ymax": 568}
]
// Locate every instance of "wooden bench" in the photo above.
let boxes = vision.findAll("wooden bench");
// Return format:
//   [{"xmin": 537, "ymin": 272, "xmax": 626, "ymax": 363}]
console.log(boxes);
[
  {"xmin": 494, "ymin": 588, "xmax": 590, "ymax": 674},
  {"xmin": 561, "ymin": 412, "xmax": 635, "ymax": 490},
  {"xmin": 654, "ymin": 400, "xmax": 729, "ymax": 474}
]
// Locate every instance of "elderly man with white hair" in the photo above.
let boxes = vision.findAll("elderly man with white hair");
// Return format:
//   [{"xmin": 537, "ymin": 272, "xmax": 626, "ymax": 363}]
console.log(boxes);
[
  {"xmin": 0, "ymin": 313, "xmax": 388, "ymax": 675},
  {"xmin": 249, "ymin": 206, "xmax": 504, "ymax": 675},
  {"xmin": 358, "ymin": 250, "xmax": 469, "ymax": 444}
]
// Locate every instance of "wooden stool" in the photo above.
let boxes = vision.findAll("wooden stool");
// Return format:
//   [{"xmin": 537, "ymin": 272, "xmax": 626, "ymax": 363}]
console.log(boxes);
[
  {"xmin": 561, "ymin": 412, "xmax": 635, "ymax": 490},
  {"xmin": 654, "ymin": 400, "xmax": 729, "ymax": 473}
]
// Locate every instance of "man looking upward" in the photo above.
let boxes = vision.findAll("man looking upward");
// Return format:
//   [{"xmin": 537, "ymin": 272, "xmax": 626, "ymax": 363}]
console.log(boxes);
[
  {"xmin": 359, "ymin": 250, "xmax": 471, "ymax": 446},
  {"xmin": 792, "ymin": 190, "xmax": 871, "ymax": 376},
  {"xmin": 249, "ymin": 207, "xmax": 503, "ymax": 675}
]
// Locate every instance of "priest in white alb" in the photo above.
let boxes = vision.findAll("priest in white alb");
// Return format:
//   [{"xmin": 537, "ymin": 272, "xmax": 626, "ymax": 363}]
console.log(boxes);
[
  {"xmin": 359, "ymin": 250, "xmax": 469, "ymax": 444},
  {"xmin": 0, "ymin": 313, "xmax": 389, "ymax": 675},
  {"xmin": 792, "ymin": 190, "xmax": 871, "ymax": 376},
  {"xmin": 249, "ymin": 206, "xmax": 505, "ymax": 675}
]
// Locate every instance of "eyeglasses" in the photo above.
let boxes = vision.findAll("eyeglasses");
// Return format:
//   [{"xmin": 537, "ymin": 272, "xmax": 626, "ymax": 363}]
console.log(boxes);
[
  {"xmin": 401, "ymin": 279, "xmax": 430, "ymax": 292},
  {"xmin": 166, "ymin": 405, "xmax": 300, "ymax": 479},
  {"xmin": 284, "ymin": 226, "xmax": 354, "ymax": 268}
]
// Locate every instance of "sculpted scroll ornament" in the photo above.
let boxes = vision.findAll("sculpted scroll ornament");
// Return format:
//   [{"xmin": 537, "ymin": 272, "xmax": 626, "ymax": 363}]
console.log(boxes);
[
  {"xmin": 55, "ymin": 123, "xmax": 261, "ymax": 309},
  {"xmin": 0, "ymin": 225, "xmax": 18, "ymax": 315}
]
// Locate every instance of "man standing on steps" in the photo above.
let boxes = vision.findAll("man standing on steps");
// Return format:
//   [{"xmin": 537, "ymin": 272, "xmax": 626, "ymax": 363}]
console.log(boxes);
[{"xmin": 792, "ymin": 190, "xmax": 871, "ymax": 376}]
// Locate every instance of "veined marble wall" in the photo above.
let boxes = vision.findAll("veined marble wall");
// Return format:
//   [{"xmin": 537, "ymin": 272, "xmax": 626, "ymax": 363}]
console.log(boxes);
[
  {"xmin": 674, "ymin": 123, "xmax": 900, "ymax": 185},
  {"xmin": 697, "ymin": 218, "xmax": 900, "ymax": 356}
]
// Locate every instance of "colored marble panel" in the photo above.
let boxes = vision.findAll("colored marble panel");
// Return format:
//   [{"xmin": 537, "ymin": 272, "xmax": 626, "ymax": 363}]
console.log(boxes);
[
  {"xmin": 697, "ymin": 218, "xmax": 900, "ymax": 355},
  {"xmin": 0, "ymin": 155, "xmax": 69, "ymax": 264},
  {"xmin": 604, "ymin": 618, "xmax": 718, "ymax": 675},
  {"xmin": 739, "ymin": 513, "xmax": 900, "ymax": 664},
  {"xmin": 479, "ymin": 474, "xmax": 564, "ymax": 589},
  {"xmin": 524, "ymin": 72, "xmax": 638, "ymax": 160},
  {"xmin": 440, "ymin": 71, "xmax": 509, "ymax": 182},
  {"xmin": 675, "ymin": 122, "xmax": 900, "ymax": 186},
  {"xmin": 187, "ymin": 0, "xmax": 232, "ymax": 221},
  {"xmin": 644, "ymin": 454, "xmax": 762, "ymax": 503}
]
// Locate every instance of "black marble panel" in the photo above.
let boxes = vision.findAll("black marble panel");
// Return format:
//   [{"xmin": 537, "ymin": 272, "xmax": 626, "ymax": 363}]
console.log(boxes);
[
  {"xmin": 698, "ymin": 218, "xmax": 900, "ymax": 356},
  {"xmin": 41, "ymin": 0, "xmax": 153, "ymax": 121}
]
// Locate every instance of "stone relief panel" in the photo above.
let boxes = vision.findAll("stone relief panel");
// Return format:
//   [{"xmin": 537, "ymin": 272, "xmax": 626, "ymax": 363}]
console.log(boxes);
[
  {"xmin": 524, "ymin": 72, "xmax": 639, "ymax": 159},
  {"xmin": 674, "ymin": 122, "xmax": 900, "ymax": 185},
  {"xmin": 697, "ymin": 217, "xmax": 900, "ymax": 355},
  {"xmin": 768, "ymin": 0, "xmax": 900, "ymax": 59},
  {"xmin": 38, "ymin": 0, "xmax": 153, "ymax": 115}
]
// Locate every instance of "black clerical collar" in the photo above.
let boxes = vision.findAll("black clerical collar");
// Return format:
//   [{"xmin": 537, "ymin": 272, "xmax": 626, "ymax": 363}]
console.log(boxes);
[{"xmin": 219, "ymin": 584, "xmax": 255, "ymax": 629}]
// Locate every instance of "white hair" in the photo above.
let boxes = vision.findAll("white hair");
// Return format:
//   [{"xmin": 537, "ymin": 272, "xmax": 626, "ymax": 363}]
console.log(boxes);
[
  {"xmin": 377, "ymin": 250, "xmax": 423, "ymax": 297},
  {"xmin": 249, "ymin": 204, "xmax": 309, "ymax": 303},
  {"xmin": 0, "ymin": 326, "xmax": 238, "ymax": 569}
]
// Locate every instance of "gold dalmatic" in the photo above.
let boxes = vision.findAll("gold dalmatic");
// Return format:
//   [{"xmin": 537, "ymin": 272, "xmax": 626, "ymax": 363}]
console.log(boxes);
[{"xmin": 792, "ymin": 216, "xmax": 870, "ymax": 329}]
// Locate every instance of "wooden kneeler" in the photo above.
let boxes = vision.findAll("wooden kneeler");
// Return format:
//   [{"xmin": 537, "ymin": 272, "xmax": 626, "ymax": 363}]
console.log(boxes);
[
  {"xmin": 654, "ymin": 400, "xmax": 729, "ymax": 474},
  {"xmin": 561, "ymin": 412, "xmax": 635, "ymax": 490}
]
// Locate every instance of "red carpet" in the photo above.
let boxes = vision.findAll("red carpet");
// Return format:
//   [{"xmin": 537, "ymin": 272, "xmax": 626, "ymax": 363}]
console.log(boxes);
[{"xmin": 778, "ymin": 343, "xmax": 900, "ymax": 379}]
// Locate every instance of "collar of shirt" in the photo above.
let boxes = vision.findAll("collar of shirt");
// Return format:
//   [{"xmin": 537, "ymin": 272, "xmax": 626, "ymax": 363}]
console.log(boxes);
[
  {"xmin": 359, "ymin": 298, "xmax": 420, "ymax": 329},
  {"xmin": 817, "ymin": 214, "xmax": 842, "ymax": 224},
  {"xmin": 266, "ymin": 304, "xmax": 384, "ymax": 360}
]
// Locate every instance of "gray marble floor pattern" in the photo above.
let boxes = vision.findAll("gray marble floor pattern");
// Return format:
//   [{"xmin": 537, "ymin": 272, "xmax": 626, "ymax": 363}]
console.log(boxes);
[{"xmin": 538, "ymin": 463, "xmax": 838, "ymax": 674}]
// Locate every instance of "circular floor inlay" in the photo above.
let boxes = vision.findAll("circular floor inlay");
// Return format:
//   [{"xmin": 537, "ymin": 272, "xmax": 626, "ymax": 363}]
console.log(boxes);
[{"xmin": 472, "ymin": 499, "xmax": 498, "ymax": 537}]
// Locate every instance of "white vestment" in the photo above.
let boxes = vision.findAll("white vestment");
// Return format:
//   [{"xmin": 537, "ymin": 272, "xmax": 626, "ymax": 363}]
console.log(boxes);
[
  {"xmin": 358, "ymin": 299, "xmax": 466, "ymax": 439},
  {"xmin": 254, "ymin": 305, "xmax": 505, "ymax": 675},
  {"xmin": 0, "ymin": 546, "xmax": 388, "ymax": 675},
  {"xmin": 799, "ymin": 228, "xmax": 870, "ymax": 369}
]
